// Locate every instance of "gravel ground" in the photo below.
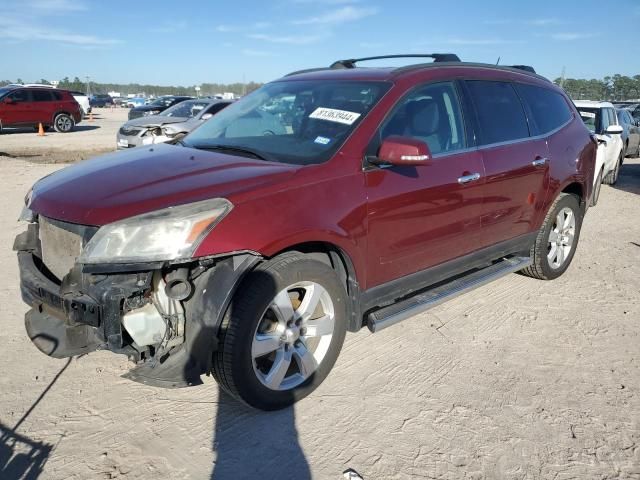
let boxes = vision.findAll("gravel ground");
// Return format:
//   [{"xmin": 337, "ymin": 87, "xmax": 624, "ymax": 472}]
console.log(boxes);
[
  {"xmin": 0, "ymin": 154, "xmax": 639, "ymax": 480},
  {"xmin": 0, "ymin": 108, "xmax": 126, "ymax": 162}
]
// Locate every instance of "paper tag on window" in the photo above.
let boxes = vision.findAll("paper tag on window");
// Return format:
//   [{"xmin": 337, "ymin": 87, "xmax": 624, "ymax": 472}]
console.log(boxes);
[
  {"xmin": 309, "ymin": 107, "xmax": 361, "ymax": 125},
  {"xmin": 579, "ymin": 111, "xmax": 596, "ymax": 119},
  {"xmin": 314, "ymin": 136, "xmax": 331, "ymax": 145}
]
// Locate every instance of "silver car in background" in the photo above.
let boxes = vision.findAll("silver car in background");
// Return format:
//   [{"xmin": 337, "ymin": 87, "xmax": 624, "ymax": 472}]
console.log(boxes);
[{"xmin": 116, "ymin": 98, "xmax": 233, "ymax": 149}]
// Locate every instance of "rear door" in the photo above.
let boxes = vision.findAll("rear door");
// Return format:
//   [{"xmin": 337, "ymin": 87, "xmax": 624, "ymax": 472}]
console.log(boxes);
[
  {"xmin": 365, "ymin": 81, "xmax": 485, "ymax": 287},
  {"xmin": 31, "ymin": 89, "xmax": 55, "ymax": 124},
  {"xmin": 464, "ymin": 80, "xmax": 549, "ymax": 245}
]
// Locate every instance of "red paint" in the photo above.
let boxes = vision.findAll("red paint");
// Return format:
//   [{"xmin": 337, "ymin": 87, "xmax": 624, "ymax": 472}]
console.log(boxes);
[
  {"xmin": 28, "ymin": 64, "xmax": 596, "ymax": 292},
  {"xmin": 0, "ymin": 87, "xmax": 82, "ymax": 128}
]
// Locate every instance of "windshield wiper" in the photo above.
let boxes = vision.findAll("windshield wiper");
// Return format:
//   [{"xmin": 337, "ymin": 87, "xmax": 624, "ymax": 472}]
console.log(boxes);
[{"xmin": 190, "ymin": 144, "xmax": 271, "ymax": 161}]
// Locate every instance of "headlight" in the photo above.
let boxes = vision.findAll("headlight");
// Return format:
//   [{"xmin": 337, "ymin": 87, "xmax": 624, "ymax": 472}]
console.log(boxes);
[{"xmin": 78, "ymin": 198, "xmax": 233, "ymax": 264}]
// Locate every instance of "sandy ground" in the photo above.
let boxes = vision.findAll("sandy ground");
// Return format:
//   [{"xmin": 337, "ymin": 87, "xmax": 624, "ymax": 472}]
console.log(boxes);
[
  {"xmin": 0, "ymin": 153, "xmax": 639, "ymax": 480},
  {"xmin": 0, "ymin": 108, "xmax": 126, "ymax": 162}
]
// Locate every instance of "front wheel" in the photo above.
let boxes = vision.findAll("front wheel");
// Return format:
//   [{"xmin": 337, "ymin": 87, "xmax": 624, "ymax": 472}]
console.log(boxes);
[
  {"xmin": 212, "ymin": 252, "xmax": 347, "ymax": 410},
  {"xmin": 521, "ymin": 193, "xmax": 583, "ymax": 280},
  {"xmin": 53, "ymin": 113, "xmax": 75, "ymax": 133}
]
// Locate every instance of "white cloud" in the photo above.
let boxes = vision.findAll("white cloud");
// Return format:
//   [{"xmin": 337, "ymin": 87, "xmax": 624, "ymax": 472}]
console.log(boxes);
[
  {"xmin": 216, "ymin": 22, "xmax": 271, "ymax": 33},
  {"xmin": 291, "ymin": 0, "xmax": 361, "ymax": 3},
  {"xmin": 242, "ymin": 49, "xmax": 277, "ymax": 57},
  {"xmin": 527, "ymin": 18, "xmax": 562, "ymax": 26},
  {"xmin": 359, "ymin": 41, "xmax": 386, "ymax": 48},
  {"xmin": 247, "ymin": 33, "xmax": 325, "ymax": 45},
  {"xmin": 149, "ymin": 20, "xmax": 187, "ymax": 34},
  {"xmin": 292, "ymin": 6, "xmax": 378, "ymax": 25},
  {"xmin": 550, "ymin": 32, "xmax": 596, "ymax": 41},
  {"xmin": 0, "ymin": 17, "xmax": 121, "ymax": 46},
  {"xmin": 20, "ymin": 0, "xmax": 87, "ymax": 12}
]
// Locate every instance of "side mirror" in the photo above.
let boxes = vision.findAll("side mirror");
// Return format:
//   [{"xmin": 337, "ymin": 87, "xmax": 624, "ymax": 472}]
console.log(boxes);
[
  {"xmin": 635, "ymin": 119, "xmax": 640, "ymax": 127},
  {"xmin": 372, "ymin": 135, "xmax": 432, "ymax": 166},
  {"xmin": 605, "ymin": 125, "xmax": 623, "ymax": 135},
  {"xmin": 201, "ymin": 113, "xmax": 213, "ymax": 121}
]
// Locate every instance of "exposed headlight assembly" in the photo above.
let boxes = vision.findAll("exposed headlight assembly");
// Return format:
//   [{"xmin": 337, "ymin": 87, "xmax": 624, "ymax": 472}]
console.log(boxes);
[{"xmin": 78, "ymin": 198, "xmax": 233, "ymax": 264}]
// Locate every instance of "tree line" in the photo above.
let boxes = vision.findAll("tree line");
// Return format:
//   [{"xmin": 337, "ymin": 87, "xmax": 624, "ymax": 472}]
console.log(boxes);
[
  {"xmin": 0, "ymin": 76, "xmax": 263, "ymax": 97},
  {"xmin": 554, "ymin": 74, "xmax": 640, "ymax": 101},
  {"xmin": 3, "ymin": 73, "xmax": 639, "ymax": 101}
]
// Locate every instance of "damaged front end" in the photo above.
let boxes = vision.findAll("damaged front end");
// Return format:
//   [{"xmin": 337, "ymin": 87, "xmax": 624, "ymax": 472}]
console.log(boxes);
[{"xmin": 14, "ymin": 200, "xmax": 260, "ymax": 388}]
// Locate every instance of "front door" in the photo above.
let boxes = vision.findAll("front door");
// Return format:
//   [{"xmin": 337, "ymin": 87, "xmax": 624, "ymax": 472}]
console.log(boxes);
[
  {"xmin": 365, "ymin": 81, "xmax": 485, "ymax": 288},
  {"xmin": 0, "ymin": 89, "xmax": 32, "ymax": 127}
]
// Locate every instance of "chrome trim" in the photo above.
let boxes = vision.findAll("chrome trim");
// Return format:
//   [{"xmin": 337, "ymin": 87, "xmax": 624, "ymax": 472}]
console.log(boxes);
[
  {"xmin": 367, "ymin": 256, "xmax": 532, "ymax": 333},
  {"xmin": 457, "ymin": 172, "xmax": 481, "ymax": 184},
  {"xmin": 400, "ymin": 154, "xmax": 430, "ymax": 161},
  {"xmin": 532, "ymin": 157, "xmax": 548, "ymax": 167}
]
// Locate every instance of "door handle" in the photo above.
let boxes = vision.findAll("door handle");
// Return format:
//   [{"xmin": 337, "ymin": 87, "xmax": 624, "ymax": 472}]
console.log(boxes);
[
  {"xmin": 457, "ymin": 173, "xmax": 481, "ymax": 184},
  {"xmin": 532, "ymin": 157, "xmax": 548, "ymax": 167}
]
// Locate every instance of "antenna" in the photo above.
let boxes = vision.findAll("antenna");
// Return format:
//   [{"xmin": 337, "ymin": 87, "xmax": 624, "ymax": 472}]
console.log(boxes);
[{"xmin": 496, "ymin": 56, "xmax": 501, "ymax": 65}]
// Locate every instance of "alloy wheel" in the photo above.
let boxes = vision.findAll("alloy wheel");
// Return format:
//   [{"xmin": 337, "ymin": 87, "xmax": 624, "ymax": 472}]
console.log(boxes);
[
  {"xmin": 547, "ymin": 207, "xmax": 576, "ymax": 269},
  {"xmin": 251, "ymin": 281, "xmax": 335, "ymax": 391}
]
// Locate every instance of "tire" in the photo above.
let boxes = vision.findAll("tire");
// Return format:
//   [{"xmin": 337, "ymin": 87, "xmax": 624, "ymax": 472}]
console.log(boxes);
[
  {"xmin": 590, "ymin": 168, "xmax": 603, "ymax": 207},
  {"xmin": 212, "ymin": 252, "xmax": 347, "ymax": 410},
  {"xmin": 603, "ymin": 154, "xmax": 622, "ymax": 185},
  {"xmin": 53, "ymin": 113, "xmax": 75, "ymax": 133},
  {"xmin": 521, "ymin": 193, "xmax": 583, "ymax": 280}
]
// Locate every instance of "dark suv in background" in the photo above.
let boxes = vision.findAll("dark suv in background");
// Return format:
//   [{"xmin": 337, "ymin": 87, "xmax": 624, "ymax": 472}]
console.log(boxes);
[
  {"xmin": 90, "ymin": 94, "xmax": 114, "ymax": 108},
  {"xmin": 0, "ymin": 85, "xmax": 82, "ymax": 132},
  {"xmin": 14, "ymin": 54, "xmax": 596, "ymax": 410},
  {"xmin": 128, "ymin": 95, "xmax": 193, "ymax": 120}
]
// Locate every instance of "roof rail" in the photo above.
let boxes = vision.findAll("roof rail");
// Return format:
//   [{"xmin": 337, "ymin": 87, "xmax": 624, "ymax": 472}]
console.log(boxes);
[
  {"xmin": 510, "ymin": 65, "xmax": 536, "ymax": 74},
  {"xmin": 329, "ymin": 54, "xmax": 460, "ymax": 69}
]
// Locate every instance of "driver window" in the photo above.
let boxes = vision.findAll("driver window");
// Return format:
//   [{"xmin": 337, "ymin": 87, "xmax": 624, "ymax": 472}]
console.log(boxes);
[
  {"xmin": 380, "ymin": 82, "xmax": 466, "ymax": 155},
  {"xmin": 8, "ymin": 90, "xmax": 29, "ymax": 102}
]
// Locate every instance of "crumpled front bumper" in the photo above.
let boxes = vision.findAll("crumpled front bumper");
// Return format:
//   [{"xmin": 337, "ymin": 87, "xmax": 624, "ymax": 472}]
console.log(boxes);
[{"xmin": 14, "ymin": 224, "xmax": 148, "ymax": 360}]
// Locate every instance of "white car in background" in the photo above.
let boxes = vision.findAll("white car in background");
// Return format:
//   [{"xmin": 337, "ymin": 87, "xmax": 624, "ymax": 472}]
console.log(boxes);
[
  {"xmin": 574, "ymin": 100, "xmax": 624, "ymax": 205},
  {"xmin": 68, "ymin": 91, "xmax": 91, "ymax": 116}
]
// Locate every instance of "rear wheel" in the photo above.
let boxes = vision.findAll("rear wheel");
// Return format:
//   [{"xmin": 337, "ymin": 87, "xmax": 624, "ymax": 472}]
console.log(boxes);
[
  {"xmin": 603, "ymin": 153, "xmax": 622, "ymax": 185},
  {"xmin": 521, "ymin": 193, "xmax": 582, "ymax": 280},
  {"xmin": 53, "ymin": 113, "xmax": 74, "ymax": 133},
  {"xmin": 212, "ymin": 252, "xmax": 347, "ymax": 410}
]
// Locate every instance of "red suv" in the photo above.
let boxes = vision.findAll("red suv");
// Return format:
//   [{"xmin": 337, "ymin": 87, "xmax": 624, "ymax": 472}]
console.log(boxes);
[
  {"xmin": 14, "ymin": 55, "xmax": 596, "ymax": 410},
  {"xmin": 0, "ymin": 85, "xmax": 82, "ymax": 132}
]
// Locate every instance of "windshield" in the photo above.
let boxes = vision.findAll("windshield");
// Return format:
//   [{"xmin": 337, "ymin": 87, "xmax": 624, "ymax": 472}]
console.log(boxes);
[
  {"xmin": 150, "ymin": 97, "xmax": 173, "ymax": 106},
  {"xmin": 163, "ymin": 100, "xmax": 209, "ymax": 118},
  {"xmin": 183, "ymin": 80, "xmax": 390, "ymax": 165},
  {"xmin": 577, "ymin": 107, "xmax": 599, "ymax": 133}
]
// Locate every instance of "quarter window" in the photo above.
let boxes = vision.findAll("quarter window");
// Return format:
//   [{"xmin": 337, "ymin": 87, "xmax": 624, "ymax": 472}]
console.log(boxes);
[
  {"xmin": 379, "ymin": 82, "xmax": 466, "ymax": 155},
  {"xmin": 466, "ymin": 80, "xmax": 529, "ymax": 145},
  {"xmin": 32, "ymin": 90, "xmax": 53, "ymax": 102},
  {"xmin": 515, "ymin": 84, "xmax": 572, "ymax": 135}
]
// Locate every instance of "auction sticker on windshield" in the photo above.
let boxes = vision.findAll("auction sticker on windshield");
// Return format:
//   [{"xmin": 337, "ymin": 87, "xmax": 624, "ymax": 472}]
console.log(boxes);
[
  {"xmin": 579, "ymin": 111, "xmax": 596, "ymax": 118},
  {"xmin": 309, "ymin": 107, "xmax": 361, "ymax": 125}
]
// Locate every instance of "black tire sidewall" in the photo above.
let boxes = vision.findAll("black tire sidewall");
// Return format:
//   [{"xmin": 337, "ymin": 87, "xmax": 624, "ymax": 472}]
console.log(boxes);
[
  {"xmin": 536, "ymin": 195, "xmax": 582, "ymax": 280},
  {"xmin": 222, "ymin": 257, "xmax": 347, "ymax": 410}
]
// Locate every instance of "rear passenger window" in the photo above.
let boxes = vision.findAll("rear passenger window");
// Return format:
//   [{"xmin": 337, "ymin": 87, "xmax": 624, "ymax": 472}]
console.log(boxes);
[
  {"xmin": 380, "ymin": 82, "xmax": 466, "ymax": 155},
  {"xmin": 515, "ymin": 84, "xmax": 572, "ymax": 135},
  {"xmin": 51, "ymin": 91, "xmax": 63, "ymax": 101},
  {"xmin": 466, "ymin": 80, "xmax": 529, "ymax": 145},
  {"xmin": 32, "ymin": 90, "xmax": 53, "ymax": 102}
]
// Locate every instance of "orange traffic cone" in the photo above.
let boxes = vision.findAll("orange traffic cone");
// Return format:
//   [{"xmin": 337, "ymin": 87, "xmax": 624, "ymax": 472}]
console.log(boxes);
[{"xmin": 37, "ymin": 123, "xmax": 45, "ymax": 136}]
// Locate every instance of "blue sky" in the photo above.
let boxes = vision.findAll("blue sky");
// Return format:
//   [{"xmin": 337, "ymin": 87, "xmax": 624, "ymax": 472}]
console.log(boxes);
[{"xmin": 2, "ymin": 0, "xmax": 639, "ymax": 86}]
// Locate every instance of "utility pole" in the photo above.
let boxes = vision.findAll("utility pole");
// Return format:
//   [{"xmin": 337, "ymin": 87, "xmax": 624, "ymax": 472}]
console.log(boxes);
[
  {"xmin": 85, "ymin": 76, "xmax": 91, "ymax": 96},
  {"xmin": 559, "ymin": 66, "xmax": 566, "ymax": 89}
]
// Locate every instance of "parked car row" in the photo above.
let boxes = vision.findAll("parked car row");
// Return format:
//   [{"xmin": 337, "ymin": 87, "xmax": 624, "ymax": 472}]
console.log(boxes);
[
  {"xmin": 117, "ymin": 98, "xmax": 233, "ymax": 149},
  {"xmin": 15, "ymin": 54, "xmax": 601, "ymax": 410}
]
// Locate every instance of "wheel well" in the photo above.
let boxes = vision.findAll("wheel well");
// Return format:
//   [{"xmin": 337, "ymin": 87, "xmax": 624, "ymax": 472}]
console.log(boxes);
[
  {"xmin": 562, "ymin": 182, "xmax": 583, "ymax": 200},
  {"xmin": 273, "ymin": 242, "xmax": 362, "ymax": 332}
]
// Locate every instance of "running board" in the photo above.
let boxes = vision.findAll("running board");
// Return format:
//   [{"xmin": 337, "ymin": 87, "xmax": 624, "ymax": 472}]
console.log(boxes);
[{"xmin": 367, "ymin": 256, "xmax": 531, "ymax": 333}]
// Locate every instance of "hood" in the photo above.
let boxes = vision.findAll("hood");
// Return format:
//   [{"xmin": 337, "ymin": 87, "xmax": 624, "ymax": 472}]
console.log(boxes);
[
  {"xmin": 132, "ymin": 104, "xmax": 166, "ymax": 112},
  {"xmin": 29, "ymin": 143, "xmax": 298, "ymax": 226},
  {"xmin": 122, "ymin": 115, "xmax": 190, "ymax": 128}
]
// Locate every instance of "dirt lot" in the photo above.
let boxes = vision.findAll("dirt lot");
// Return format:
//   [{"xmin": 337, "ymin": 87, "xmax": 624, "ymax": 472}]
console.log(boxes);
[
  {"xmin": 0, "ymin": 108, "xmax": 126, "ymax": 162},
  {"xmin": 0, "ymin": 150, "xmax": 639, "ymax": 479}
]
